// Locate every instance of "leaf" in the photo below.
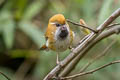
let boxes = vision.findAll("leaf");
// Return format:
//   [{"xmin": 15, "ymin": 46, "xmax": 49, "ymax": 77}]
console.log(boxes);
[
  {"xmin": 23, "ymin": 0, "xmax": 43, "ymax": 20},
  {"xmin": 19, "ymin": 21, "xmax": 45, "ymax": 48},
  {"xmin": 3, "ymin": 21, "xmax": 15, "ymax": 49},
  {"xmin": 33, "ymin": 51, "xmax": 56, "ymax": 79},
  {"xmin": 10, "ymin": 50, "xmax": 39, "ymax": 58},
  {"xmin": 74, "ymin": 0, "xmax": 84, "ymax": 4},
  {"xmin": 98, "ymin": 0, "xmax": 113, "ymax": 25},
  {"xmin": 0, "ymin": 11, "xmax": 15, "ymax": 49},
  {"xmin": 82, "ymin": 0, "xmax": 95, "ymax": 20},
  {"xmin": 51, "ymin": 0, "xmax": 66, "ymax": 13},
  {"xmin": 13, "ymin": 0, "xmax": 28, "ymax": 20}
]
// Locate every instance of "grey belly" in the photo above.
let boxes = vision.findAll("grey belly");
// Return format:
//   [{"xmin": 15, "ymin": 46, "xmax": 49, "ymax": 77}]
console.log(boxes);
[{"xmin": 55, "ymin": 39, "xmax": 70, "ymax": 52}]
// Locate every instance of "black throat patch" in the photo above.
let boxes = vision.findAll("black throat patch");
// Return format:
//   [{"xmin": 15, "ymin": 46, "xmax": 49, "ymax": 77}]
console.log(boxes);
[{"xmin": 59, "ymin": 30, "xmax": 68, "ymax": 39}]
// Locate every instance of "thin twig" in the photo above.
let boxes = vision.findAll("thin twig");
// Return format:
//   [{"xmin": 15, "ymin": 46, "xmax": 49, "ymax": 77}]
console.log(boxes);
[
  {"xmin": 44, "ymin": 8, "xmax": 120, "ymax": 80},
  {"xmin": 67, "ymin": 19, "xmax": 98, "ymax": 33},
  {"xmin": 59, "ymin": 25, "xmax": 120, "ymax": 77},
  {"xmin": 61, "ymin": 60, "xmax": 120, "ymax": 80},
  {"xmin": 58, "ymin": 8, "xmax": 120, "ymax": 77},
  {"xmin": 108, "ymin": 23, "xmax": 120, "ymax": 28},
  {"xmin": 79, "ymin": 40, "xmax": 116, "ymax": 72},
  {"xmin": 78, "ymin": 34, "xmax": 90, "ymax": 44},
  {"xmin": 0, "ymin": 71, "xmax": 11, "ymax": 80}
]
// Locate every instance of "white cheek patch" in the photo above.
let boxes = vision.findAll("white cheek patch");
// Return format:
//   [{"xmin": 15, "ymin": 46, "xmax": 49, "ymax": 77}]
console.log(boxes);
[
  {"xmin": 54, "ymin": 27, "xmax": 61, "ymax": 40},
  {"xmin": 46, "ymin": 40, "xmax": 49, "ymax": 47},
  {"xmin": 67, "ymin": 26, "xmax": 70, "ymax": 34}
]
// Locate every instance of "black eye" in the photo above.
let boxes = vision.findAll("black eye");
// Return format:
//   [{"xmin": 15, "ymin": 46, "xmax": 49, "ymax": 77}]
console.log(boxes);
[{"xmin": 56, "ymin": 23, "xmax": 61, "ymax": 27}]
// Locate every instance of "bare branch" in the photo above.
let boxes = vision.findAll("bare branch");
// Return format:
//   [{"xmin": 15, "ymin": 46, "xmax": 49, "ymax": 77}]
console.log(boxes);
[
  {"xmin": 61, "ymin": 60, "xmax": 120, "ymax": 80},
  {"xmin": 107, "ymin": 23, "xmax": 120, "ymax": 28},
  {"xmin": 79, "ymin": 40, "xmax": 116, "ymax": 72},
  {"xmin": 67, "ymin": 19, "xmax": 98, "ymax": 33},
  {"xmin": 59, "ymin": 25, "xmax": 120, "ymax": 77},
  {"xmin": 0, "ymin": 71, "xmax": 11, "ymax": 80},
  {"xmin": 44, "ymin": 8, "xmax": 120, "ymax": 80},
  {"xmin": 58, "ymin": 8, "xmax": 120, "ymax": 77}
]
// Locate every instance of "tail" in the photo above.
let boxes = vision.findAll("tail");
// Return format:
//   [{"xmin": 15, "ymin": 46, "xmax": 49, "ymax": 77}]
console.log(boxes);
[
  {"xmin": 79, "ymin": 19, "xmax": 91, "ymax": 35},
  {"xmin": 39, "ymin": 44, "xmax": 48, "ymax": 50}
]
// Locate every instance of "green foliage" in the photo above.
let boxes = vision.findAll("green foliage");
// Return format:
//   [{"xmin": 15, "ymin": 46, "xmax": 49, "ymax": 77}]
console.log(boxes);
[
  {"xmin": 0, "ymin": 0, "xmax": 120, "ymax": 80},
  {"xmin": 13, "ymin": 0, "xmax": 28, "ymax": 20},
  {"xmin": 98, "ymin": 0, "xmax": 113, "ymax": 25},
  {"xmin": 0, "ymin": 11, "xmax": 15, "ymax": 49},
  {"xmin": 19, "ymin": 21, "xmax": 45, "ymax": 47},
  {"xmin": 23, "ymin": 1, "xmax": 43, "ymax": 20},
  {"xmin": 0, "ymin": 67, "xmax": 13, "ymax": 80}
]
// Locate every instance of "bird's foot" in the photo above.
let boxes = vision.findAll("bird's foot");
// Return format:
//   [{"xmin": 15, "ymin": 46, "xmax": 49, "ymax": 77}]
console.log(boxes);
[
  {"xmin": 56, "ymin": 60, "xmax": 62, "ymax": 66},
  {"xmin": 57, "ymin": 60, "xmax": 60, "ymax": 65},
  {"xmin": 70, "ymin": 48, "xmax": 74, "ymax": 52}
]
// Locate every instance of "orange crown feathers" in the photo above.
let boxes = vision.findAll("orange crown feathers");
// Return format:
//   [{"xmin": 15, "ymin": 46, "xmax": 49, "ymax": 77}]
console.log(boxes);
[{"xmin": 49, "ymin": 14, "xmax": 66, "ymax": 25}]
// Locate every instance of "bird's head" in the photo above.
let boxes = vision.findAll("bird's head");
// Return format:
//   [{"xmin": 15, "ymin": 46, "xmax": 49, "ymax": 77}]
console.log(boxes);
[{"xmin": 48, "ymin": 14, "xmax": 69, "ymax": 39}]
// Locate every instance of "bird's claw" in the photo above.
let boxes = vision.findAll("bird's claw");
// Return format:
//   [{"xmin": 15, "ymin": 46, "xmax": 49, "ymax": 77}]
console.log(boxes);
[{"xmin": 56, "ymin": 61, "xmax": 62, "ymax": 66}]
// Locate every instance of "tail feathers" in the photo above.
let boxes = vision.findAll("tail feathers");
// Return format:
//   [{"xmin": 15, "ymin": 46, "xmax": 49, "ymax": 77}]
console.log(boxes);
[
  {"xmin": 79, "ymin": 19, "xmax": 91, "ymax": 35},
  {"xmin": 40, "ymin": 44, "xmax": 48, "ymax": 50}
]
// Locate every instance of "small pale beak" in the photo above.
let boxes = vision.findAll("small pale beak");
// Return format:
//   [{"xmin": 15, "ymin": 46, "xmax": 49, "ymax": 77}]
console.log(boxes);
[{"xmin": 61, "ymin": 25, "xmax": 67, "ymax": 31}]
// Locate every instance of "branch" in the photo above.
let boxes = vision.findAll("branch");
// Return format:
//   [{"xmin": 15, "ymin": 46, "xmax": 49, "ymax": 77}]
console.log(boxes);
[
  {"xmin": 59, "ymin": 25, "xmax": 120, "ymax": 77},
  {"xmin": 0, "ymin": 71, "xmax": 11, "ymax": 80},
  {"xmin": 43, "ymin": 8, "xmax": 120, "ymax": 80},
  {"xmin": 66, "ymin": 19, "xmax": 98, "ymax": 33},
  {"xmin": 107, "ymin": 23, "xmax": 120, "ymax": 28},
  {"xmin": 79, "ymin": 40, "xmax": 116, "ymax": 73},
  {"xmin": 58, "ymin": 8, "xmax": 120, "ymax": 77},
  {"xmin": 61, "ymin": 60, "xmax": 120, "ymax": 80}
]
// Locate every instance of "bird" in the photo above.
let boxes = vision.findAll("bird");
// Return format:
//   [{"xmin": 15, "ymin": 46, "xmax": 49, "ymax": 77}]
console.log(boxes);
[
  {"xmin": 40, "ymin": 14, "xmax": 75, "ymax": 65},
  {"xmin": 79, "ymin": 19, "xmax": 91, "ymax": 35}
]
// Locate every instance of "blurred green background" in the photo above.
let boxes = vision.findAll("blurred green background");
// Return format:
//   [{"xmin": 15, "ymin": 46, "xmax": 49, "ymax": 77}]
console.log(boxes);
[{"xmin": 0, "ymin": 0, "xmax": 120, "ymax": 80}]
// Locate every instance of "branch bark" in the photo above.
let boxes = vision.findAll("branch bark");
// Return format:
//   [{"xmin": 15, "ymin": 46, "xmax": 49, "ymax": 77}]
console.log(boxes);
[
  {"xmin": 79, "ymin": 40, "xmax": 116, "ymax": 73},
  {"xmin": 66, "ymin": 19, "xmax": 98, "ymax": 33},
  {"xmin": 0, "ymin": 71, "xmax": 11, "ymax": 80},
  {"xmin": 43, "ymin": 8, "xmax": 120, "ymax": 80},
  {"xmin": 61, "ymin": 60, "xmax": 120, "ymax": 80},
  {"xmin": 59, "ymin": 25, "xmax": 120, "ymax": 77}
]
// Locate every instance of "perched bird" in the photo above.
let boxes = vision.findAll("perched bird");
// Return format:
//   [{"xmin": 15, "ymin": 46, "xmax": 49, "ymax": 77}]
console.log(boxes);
[{"xmin": 40, "ymin": 14, "xmax": 74, "ymax": 64}]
